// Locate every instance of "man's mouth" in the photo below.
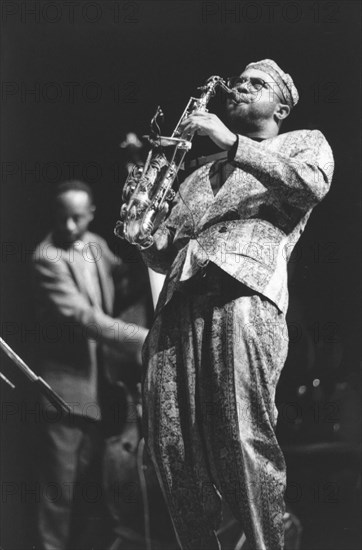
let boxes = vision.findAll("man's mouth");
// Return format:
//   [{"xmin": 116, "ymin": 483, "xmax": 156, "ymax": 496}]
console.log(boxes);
[
  {"xmin": 230, "ymin": 95, "xmax": 249, "ymax": 105},
  {"xmin": 63, "ymin": 232, "xmax": 78, "ymax": 242}
]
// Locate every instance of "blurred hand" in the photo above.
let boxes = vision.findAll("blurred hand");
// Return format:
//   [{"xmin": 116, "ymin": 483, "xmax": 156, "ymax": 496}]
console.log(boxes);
[
  {"xmin": 115, "ymin": 324, "xmax": 148, "ymax": 366},
  {"xmin": 134, "ymin": 326, "xmax": 148, "ymax": 366}
]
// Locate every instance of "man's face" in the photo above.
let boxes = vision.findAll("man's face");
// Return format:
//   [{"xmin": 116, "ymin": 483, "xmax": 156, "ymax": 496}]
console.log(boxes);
[
  {"xmin": 225, "ymin": 68, "xmax": 285, "ymax": 131},
  {"xmin": 53, "ymin": 190, "xmax": 95, "ymax": 245}
]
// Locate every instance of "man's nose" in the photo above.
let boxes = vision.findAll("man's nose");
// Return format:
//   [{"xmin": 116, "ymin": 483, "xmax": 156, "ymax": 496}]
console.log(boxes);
[
  {"xmin": 238, "ymin": 80, "xmax": 251, "ymax": 93},
  {"xmin": 65, "ymin": 218, "xmax": 76, "ymax": 232}
]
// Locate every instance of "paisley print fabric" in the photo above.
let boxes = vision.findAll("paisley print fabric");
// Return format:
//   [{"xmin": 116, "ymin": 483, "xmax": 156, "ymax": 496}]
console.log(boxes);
[
  {"xmin": 143, "ymin": 278, "xmax": 289, "ymax": 549},
  {"xmin": 141, "ymin": 129, "xmax": 334, "ymax": 549},
  {"xmin": 142, "ymin": 129, "xmax": 334, "ymax": 315}
]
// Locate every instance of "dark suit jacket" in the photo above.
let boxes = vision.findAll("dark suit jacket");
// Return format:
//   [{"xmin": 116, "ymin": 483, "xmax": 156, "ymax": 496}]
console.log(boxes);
[{"xmin": 32, "ymin": 231, "xmax": 145, "ymax": 419}]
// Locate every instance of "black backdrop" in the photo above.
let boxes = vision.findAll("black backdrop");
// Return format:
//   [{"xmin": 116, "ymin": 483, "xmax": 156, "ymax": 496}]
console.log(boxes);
[{"xmin": 1, "ymin": 1, "xmax": 361, "ymax": 548}]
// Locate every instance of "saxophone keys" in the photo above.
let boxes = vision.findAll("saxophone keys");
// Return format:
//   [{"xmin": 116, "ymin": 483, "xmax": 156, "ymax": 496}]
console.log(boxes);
[
  {"xmin": 120, "ymin": 203, "xmax": 128, "ymax": 220},
  {"xmin": 114, "ymin": 221, "xmax": 124, "ymax": 239},
  {"xmin": 166, "ymin": 190, "xmax": 176, "ymax": 201}
]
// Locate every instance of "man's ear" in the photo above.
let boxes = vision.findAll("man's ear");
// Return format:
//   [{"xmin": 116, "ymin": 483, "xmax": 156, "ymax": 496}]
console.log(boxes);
[
  {"xmin": 275, "ymin": 103, "xmax": 291, "ymax": 121},
  {"xmin": 89, "ymin": 205, "xmax": 96, "ymax": 220}
]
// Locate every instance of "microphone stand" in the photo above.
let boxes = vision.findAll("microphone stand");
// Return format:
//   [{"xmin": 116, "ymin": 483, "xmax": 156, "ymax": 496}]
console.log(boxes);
[{"xmin": 0, "ymin": 337, "xmax": 71, "ymax": 414}]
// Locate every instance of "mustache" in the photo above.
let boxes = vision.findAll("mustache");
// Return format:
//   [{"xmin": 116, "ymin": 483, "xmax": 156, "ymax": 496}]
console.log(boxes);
[{"xmin": 227, "ymin": 91, "xmax": 250, "ymax": 104}]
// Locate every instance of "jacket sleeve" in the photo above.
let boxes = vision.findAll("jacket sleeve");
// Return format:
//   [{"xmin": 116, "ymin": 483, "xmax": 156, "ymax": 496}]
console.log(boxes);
[
  {"xmin": 232, "ymin": 130, "xmax": 334, "ymax": 208},
  {"xmin": 140, "ymin": 225, "xmax": 177, "ymax": 274},
  {"xmin": 32, "ymin": 254, "xmax": 146, "ymax": 350}
]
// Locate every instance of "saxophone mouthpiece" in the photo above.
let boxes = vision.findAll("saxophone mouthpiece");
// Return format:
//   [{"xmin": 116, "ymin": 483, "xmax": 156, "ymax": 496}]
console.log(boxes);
[{"xmin": 228, "ymin": 90, "xmax": 246, "ymax": 104}]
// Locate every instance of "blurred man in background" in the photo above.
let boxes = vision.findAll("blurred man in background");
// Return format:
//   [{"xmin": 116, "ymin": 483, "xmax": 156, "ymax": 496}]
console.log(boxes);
[{"xmin": 32, "ymin": 180, "xmax": 148, "ymax": 550}]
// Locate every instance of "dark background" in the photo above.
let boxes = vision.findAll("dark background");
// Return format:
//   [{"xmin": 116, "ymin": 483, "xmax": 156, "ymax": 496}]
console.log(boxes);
[{"xmin": 0, "ymin": 1, "xmax": 361, "ymax": 548}]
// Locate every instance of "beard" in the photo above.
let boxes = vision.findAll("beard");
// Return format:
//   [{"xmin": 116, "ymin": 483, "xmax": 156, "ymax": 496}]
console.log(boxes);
[{"xmin": 225, "ymin": 99, "xmax": 278, "ymax": 135}]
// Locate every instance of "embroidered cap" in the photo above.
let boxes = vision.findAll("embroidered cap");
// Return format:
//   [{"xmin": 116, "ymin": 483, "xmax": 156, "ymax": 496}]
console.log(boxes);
[{"xmin": 245, "ymin": 59, "xmax": 299, "ymax": 108}]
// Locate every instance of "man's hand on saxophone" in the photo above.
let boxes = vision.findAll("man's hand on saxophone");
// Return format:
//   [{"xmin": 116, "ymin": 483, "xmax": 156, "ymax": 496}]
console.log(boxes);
[{"xmin": 179, "ymin": 112, "xmax": 237, "ymax": 151}]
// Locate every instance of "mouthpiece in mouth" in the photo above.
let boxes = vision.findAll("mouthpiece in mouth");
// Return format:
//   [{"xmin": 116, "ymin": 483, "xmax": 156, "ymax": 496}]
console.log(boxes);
[{"xmin": 229, "ymin": 90, "xmax": 246, "ymax": 103}]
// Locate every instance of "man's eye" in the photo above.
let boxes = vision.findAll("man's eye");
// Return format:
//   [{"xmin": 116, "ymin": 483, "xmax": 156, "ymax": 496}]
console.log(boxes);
[
  {"xmin": 251, "ymin": 79, "xmax": 264, "ymax": 89},
  {"xmin": 230, "ymin": 78, "xmax": 245, "ymax": 87}
]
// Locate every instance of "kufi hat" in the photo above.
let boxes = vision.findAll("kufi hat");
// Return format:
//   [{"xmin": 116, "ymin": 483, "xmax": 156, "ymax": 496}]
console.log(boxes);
[{"xmin": 245, "ymin": 59, "xmax": 299, "ymax": 107}]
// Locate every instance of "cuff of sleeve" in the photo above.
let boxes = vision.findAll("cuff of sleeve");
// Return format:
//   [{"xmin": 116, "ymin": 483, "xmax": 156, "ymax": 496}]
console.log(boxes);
[
  {"xmin": 227, "ymin": 134, "xmax": 239, "ymax": 161},
  {"xmin": 233, "ymin": 134, "xmax": 264, "ymax": 166}
]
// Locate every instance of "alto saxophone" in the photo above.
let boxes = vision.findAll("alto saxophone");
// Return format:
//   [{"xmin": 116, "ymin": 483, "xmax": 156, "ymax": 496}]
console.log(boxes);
[{"xmin": 114, "ymin": 75, "xmax": 238, "ymax": 250}]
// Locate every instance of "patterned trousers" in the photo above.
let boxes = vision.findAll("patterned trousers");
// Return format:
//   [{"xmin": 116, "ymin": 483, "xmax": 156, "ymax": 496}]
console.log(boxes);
[{"xmin": 142, "ymin": 278, "xmax": 289, "ymax": 550}]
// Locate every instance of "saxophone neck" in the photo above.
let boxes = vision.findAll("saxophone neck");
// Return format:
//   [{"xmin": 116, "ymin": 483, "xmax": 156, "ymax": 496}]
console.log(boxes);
[{"xmin": 172, "ymin": 76, "xmax": 225, "ymax": 139}]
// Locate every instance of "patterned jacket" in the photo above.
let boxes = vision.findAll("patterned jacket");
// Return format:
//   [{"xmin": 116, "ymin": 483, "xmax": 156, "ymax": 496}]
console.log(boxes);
[{"xmin": 142, "ymin": 130, "xmax": 334, "ymax": 315}]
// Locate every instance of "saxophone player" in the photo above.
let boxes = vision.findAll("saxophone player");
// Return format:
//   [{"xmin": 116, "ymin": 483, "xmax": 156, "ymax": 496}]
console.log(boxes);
[{"xmin": 141, "ymin": 59, "xmax": 334, "ymax": 550}]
